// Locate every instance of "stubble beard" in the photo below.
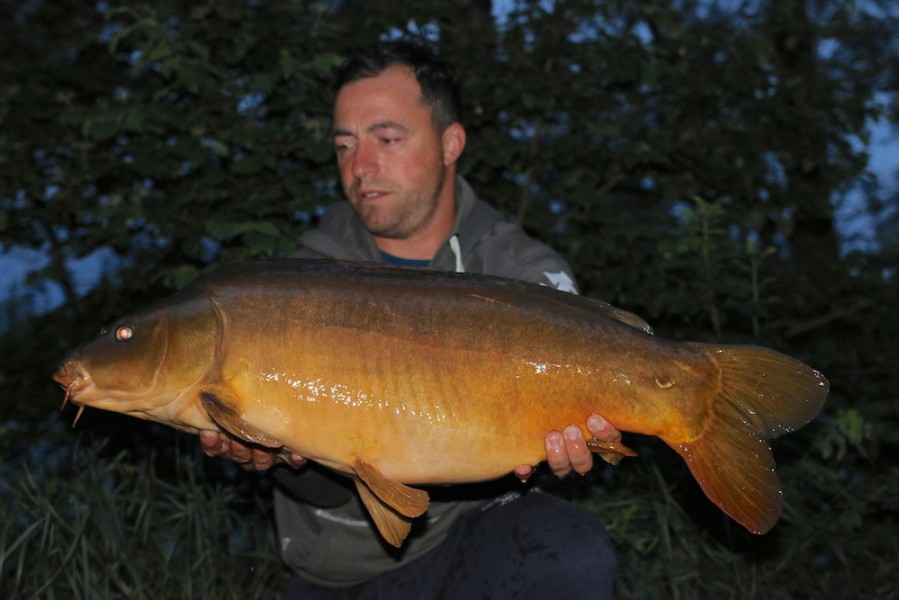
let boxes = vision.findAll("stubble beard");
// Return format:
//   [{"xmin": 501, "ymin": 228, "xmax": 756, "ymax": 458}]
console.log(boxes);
[{"xmin": 354, "ymin": 170, "xmax": 447, "ymax": 241}]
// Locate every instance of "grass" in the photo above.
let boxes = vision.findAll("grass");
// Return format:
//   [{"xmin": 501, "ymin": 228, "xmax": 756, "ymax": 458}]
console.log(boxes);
[{"xmin": 0, "ymin": 438, "xmax": 287, "ymax": 599}]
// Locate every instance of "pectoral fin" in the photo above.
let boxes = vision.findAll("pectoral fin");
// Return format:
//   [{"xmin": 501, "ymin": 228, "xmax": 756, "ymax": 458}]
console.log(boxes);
[
  {"xmin": 587, "ymin": 438, "xmax": 639, "ymax": 466},
  {"xmin": 352, "ymin": 458, "xmax": 430, "ymax": 548},
  {"xmin": 200, "ymin": 388, "xmax": 282, "ymax": 448}
]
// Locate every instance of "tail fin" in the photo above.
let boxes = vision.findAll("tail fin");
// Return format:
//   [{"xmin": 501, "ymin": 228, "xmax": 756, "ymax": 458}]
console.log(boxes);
[{"xmin": 671, "ymin": 345, "xmax": 828, "ymax": 534}]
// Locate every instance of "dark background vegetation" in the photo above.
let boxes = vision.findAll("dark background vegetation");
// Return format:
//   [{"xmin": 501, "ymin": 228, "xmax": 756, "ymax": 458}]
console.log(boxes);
[{"xmin": 2, "ymin": 0, "xmax": 897, "ymax": 597}]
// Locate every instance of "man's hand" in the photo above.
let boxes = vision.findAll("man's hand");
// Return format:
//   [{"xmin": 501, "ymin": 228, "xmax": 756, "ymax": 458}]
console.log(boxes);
[
  {"xmin": 199, "ymin": 431, "xmax": 307, "ymax": 471},
  {"xmin": 514, "ymin": 414, "xmax": 621, "ymax": 481}
]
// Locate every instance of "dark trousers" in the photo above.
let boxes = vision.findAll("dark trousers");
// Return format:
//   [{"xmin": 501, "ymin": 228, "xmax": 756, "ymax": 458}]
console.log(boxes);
[{"xmin": 284, "ymin": 490, "xmax": 616, "ymax": 599}]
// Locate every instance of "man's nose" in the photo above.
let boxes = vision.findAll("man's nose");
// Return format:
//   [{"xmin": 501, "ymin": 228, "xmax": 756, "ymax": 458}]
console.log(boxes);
[{"xmin": 351, "ymin": 140, "xmax": 377, "ymax": 179}]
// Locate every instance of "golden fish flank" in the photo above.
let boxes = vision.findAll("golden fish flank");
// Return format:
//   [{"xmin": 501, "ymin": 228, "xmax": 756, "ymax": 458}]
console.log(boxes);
[{"xmin": 53, "ymin": 259, "xmax": 829, "ymax": 548}]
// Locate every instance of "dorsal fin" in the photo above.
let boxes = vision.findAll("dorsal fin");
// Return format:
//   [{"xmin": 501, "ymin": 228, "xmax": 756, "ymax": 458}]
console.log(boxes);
[{"xmin": 595, "ymin": 301, "xmax": 654, "ymax": 334}]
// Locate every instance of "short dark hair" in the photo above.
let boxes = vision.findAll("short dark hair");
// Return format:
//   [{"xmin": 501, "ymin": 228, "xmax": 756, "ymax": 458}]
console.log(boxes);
[{"xmin": 333, "ymin": 40, "xmax": 462, "ymax": 132}]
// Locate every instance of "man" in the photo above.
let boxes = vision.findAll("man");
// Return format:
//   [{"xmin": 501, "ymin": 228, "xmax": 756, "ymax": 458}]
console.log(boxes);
[{"xmin": 201, "ymin": 40, "xmax": 620, "ymax": 599}]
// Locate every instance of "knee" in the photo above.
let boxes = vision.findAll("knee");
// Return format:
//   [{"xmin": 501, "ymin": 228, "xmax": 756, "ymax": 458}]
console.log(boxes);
[
  {"xmin": 517, "ymin": 494, "xmax": 617, "ymax": 593},
  {"xmin": 548, "ymin": 511, "xmax": 617, "ymax": 580}
]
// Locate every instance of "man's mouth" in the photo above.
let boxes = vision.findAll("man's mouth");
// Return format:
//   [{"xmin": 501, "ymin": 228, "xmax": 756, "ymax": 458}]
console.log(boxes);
[
  {"xmin": 353, "ymin": 181, "xmax": 393, "ymax": 201},
  {"xmin": 358, "ymin": 190, "xmax": 388, "ymax": 201}
]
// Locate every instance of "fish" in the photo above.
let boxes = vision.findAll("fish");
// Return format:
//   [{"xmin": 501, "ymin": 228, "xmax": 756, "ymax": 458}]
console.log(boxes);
[{"xmin": 52, "ymin": 259, "xmax": 828, "ymax": 547}]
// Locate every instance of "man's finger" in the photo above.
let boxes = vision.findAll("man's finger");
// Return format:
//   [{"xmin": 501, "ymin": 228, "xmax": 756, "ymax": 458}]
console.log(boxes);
[
  {"xmin": 545, "ymin": 430, "xmax": 571, "ymax": 478},
  {"xmin": 563, "ymin": 425, "xmax": 593, "ymax": 475},
  {"xmin": 587, "ymin": 414, "xmax": 621, "ymax": 442}
]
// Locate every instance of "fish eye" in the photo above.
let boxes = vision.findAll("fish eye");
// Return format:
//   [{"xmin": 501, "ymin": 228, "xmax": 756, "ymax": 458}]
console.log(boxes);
[{"xmin": 115, "ymin": 326, "xmax": 134, "ymax": 341}]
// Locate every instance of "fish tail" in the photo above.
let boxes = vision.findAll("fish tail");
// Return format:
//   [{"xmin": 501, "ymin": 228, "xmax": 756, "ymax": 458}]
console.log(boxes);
[{"xmin": 671, "ymin": 345, "xmax": 828, "ymax": 534}]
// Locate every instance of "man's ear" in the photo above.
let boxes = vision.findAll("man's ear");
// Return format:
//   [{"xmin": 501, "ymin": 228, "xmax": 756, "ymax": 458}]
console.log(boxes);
[{"xmin": 442, "ymin": 123, "xmax": 466, "ymax": 166}]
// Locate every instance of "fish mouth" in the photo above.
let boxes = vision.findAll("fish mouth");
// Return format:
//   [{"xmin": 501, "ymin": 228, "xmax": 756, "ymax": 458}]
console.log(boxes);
[{"xmin": 53, "ymin": 360, "xmax": 92, "ymax": 426}]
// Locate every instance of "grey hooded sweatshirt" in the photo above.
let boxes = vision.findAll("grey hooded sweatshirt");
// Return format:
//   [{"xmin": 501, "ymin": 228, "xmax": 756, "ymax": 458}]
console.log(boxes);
[{"xmin": 274, "ymin": 176, "xmax": 579, "ymax": 587}]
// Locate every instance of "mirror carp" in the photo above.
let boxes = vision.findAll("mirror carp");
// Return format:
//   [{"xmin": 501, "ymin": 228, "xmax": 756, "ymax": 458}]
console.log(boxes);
[{"xmin": 53, "ymin": 259, "xmax": 828, "ymax": 547}]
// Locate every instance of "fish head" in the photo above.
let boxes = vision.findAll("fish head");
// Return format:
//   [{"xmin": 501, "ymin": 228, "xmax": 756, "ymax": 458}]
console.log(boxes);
[{"xmin": 53, "ymin": 289, "xmax": 218, "ymax": 428}]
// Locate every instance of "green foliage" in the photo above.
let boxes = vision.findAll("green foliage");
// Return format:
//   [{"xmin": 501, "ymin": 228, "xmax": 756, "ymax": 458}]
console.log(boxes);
[{"xmin": 815, "ymin": 408, "xmax": 875, "ymax": 461}]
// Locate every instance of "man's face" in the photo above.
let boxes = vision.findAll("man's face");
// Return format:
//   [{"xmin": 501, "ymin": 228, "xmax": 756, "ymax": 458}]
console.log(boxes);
[{"xmin": 333, "ymin": 66, "xmax": 452, "ymax": 240}]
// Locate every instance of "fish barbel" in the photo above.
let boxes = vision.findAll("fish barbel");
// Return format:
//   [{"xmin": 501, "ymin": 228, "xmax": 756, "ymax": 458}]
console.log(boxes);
[{"xmin": 52, "ymin": 259, "xmax": 828, "ymax": 546}]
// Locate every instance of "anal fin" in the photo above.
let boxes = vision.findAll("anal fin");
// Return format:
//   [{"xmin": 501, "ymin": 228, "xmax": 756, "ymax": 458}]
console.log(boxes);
[{"xmin": 587, "ymin": 438, "xmax": 639, "ymax": 466}]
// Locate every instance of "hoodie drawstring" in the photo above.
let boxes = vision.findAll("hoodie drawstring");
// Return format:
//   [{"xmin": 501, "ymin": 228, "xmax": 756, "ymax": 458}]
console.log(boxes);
[{"xmin": 449, "ymin": 235, "xmax": 465, "ymax": 273}]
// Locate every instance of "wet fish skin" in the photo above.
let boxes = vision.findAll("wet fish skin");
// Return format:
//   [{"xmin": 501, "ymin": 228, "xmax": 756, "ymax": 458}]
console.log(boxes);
[{"xmin": 53, "ymin": 259, "xmax": 828, "ymax": 547}]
